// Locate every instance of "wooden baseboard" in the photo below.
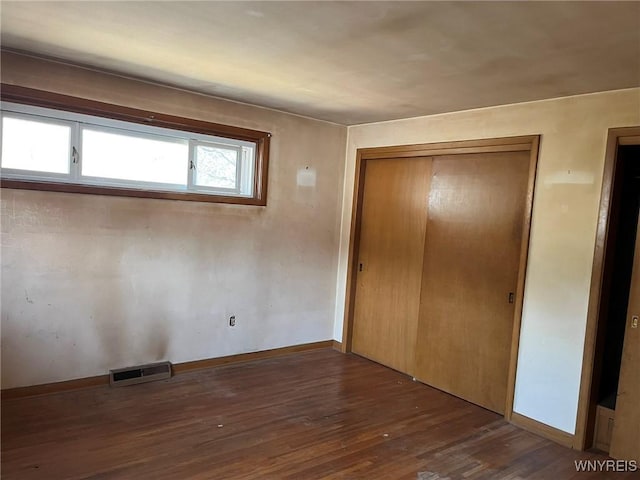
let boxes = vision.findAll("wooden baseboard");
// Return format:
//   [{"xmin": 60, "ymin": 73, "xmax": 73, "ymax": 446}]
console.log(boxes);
[
  {"xmin": 1, "ymin": 340, "xmax": 334, "ymax": 400},
  {"xmin": 332, "ymin": 340, "xmax": 342, "ymax": 351},
  {"xmin": 172, "ymin": 340, "xmax": 333, "ymax": 374},
  {"xmin": 510, "ymin": 412, "xmax": 574, "ymax": 448},
  {"xmin": 1, "ymin": 374, "xmax": 109, "ymax": 400}
]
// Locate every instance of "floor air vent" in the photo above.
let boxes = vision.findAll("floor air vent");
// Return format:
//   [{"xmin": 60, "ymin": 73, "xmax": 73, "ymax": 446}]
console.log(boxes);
[{"xmin": 109, "ymin": 361, "xmax": 172, "ymax": 387}]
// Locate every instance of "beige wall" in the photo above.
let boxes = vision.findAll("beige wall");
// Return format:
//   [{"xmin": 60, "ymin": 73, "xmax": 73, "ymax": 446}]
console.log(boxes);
[
  {"xmin": 335, "ymin": 88, "xmax": 640, "ymax": 434},
  {"xmin": 0, "ymin": 52, "xmax": 347, "ymax": 389}
]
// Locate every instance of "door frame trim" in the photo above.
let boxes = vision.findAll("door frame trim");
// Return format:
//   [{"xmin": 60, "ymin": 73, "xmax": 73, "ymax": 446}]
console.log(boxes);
[
  {"xmin": 341, "ymin": 135, "xmax": 540, "ymax": 420},
  {"xmin": 574, "ymin": 126, "xmax": 640, "ymax": 450}
]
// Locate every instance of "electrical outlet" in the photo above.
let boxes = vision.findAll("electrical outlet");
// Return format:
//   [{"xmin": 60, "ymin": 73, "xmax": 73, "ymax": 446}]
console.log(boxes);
[{"xmin": 229, "ymin": 315, "xmax": 236, "ymax": 327}]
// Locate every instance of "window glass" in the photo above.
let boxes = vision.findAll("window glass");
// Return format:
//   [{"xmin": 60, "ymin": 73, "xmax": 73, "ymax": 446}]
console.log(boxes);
[
  {"xmin": 81, "ymin": 128, "xmax": 188, "ymax": 185},
  {"xmin": 1, "ymin": 116, "xmax": 70, "ymax": 174},
  {"xmin": 194, "ymin": 144, "xmax": 239, "ymax": 190}
]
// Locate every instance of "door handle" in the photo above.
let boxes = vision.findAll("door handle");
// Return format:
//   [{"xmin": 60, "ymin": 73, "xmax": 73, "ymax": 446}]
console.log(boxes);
[{"xmin": 632, "ymin": 315, "xmax": 638, "ymax": 329}]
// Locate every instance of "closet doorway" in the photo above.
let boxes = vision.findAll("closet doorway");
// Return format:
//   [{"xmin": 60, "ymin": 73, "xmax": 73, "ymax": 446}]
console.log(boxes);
[{"xmin": 343, "ymin": 136, "xmax": 539, "ymax": 417}]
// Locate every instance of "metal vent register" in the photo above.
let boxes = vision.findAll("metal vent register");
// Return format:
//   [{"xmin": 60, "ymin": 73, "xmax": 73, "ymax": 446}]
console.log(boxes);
[{"xmin": 109, "ymin": 361, "xmax": 172, "ymax": 387}]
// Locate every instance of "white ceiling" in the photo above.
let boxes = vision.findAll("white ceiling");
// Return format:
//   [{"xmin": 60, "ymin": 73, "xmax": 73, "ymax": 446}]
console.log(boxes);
[{"xmin": 1, "ymin": 1, "xmax": 639, "ymax": 125}]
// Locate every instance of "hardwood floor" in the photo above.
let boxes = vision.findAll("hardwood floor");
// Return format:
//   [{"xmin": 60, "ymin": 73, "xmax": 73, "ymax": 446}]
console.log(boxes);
[{"xmin": 1, "ymin": 349, "xmax": 631, "ymax": 479}]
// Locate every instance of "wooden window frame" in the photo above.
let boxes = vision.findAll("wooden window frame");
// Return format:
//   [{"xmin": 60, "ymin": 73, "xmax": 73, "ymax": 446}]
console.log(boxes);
[{"xmin": 0, "ymin": 84, "xmax": 271, "ymax": 205}]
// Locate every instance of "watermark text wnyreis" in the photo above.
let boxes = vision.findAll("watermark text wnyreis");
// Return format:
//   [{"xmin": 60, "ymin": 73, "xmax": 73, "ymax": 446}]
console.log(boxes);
[{"xmin": 575, "ymin": 459, "xmax": 637, "ymax": 472}]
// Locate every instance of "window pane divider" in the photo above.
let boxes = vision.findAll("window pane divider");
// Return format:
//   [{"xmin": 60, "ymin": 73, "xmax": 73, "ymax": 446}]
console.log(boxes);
[
  {"xmin": 70, "ymin": 121, "xmax": 81, "ymax": 182},
  {"xmin": 187, "ymin": 139, "xmax": 196, "ymax": 191}
]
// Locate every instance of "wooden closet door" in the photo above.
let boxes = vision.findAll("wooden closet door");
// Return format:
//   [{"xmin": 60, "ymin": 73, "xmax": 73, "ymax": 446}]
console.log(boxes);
[
  {"xmin": 352, "ymin": 157, "xmax": 432, "ymax": 375},
  {"xmin": 414, "ymin": 151, "xmax": 529, "ymax": 414},
  {"xmin": 610, "ymin": 210, "xmax": 640, "ymax": 462}
]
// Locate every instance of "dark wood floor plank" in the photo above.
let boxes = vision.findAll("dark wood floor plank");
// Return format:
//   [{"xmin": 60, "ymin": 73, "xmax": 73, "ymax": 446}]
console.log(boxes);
[{"xmin": 1, "ymin": 349, "xmax": 633, "ymax": 479}]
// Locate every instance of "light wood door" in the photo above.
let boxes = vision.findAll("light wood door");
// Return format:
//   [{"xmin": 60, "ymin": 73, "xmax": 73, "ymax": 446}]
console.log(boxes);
[
  {"xmin": 352, "ymin": 157, "xmax": 432, "ymax": 375},
  {"xmin": 414, "ymin": 151, "xmax": 530, "ymax": 414},
  {"xmin": 610, "ymin": 210, "xmax": 640, "ymax": 462}
]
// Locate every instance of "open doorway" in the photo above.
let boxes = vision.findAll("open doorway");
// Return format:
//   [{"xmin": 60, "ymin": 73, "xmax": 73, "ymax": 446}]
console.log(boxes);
[
  {"xmin": 589, "ymin": 144, "xmax": 640, "ymax": 452},
  {"xmin": 576, "ymin": 127, "xmax": 640, "ymax": 455}
]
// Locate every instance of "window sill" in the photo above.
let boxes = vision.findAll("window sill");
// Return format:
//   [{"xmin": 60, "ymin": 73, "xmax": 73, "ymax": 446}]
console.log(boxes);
[{"xmin": 0, "ymin": 178, "xmax": 267, "ymax": 206}]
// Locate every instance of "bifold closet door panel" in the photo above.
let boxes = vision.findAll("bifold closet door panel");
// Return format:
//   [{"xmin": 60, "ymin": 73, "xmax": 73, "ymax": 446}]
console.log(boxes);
[
  {"xmin": 414, "ymin": 151, "xmax": 530, "ymax": 414},
  {"xmin": 352, "ymin": 157, "xmax": 432, "ymax": 375}
]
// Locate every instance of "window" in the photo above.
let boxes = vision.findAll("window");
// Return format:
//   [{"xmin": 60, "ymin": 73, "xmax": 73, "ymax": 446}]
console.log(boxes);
[{"xmin": 0, "ymin": 85, "xmax": 270, "ymax": 205}]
